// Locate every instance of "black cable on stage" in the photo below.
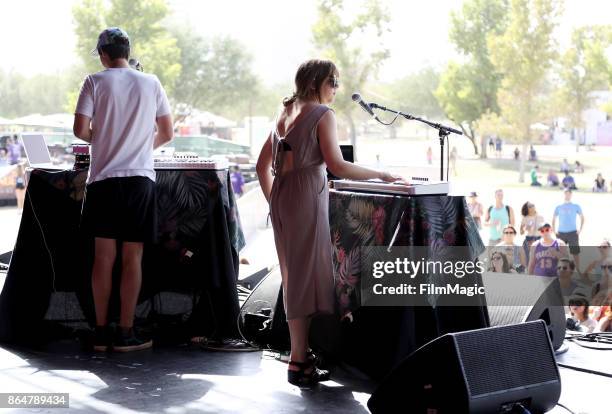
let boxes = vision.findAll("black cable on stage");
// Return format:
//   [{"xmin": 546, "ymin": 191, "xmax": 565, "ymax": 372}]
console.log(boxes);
[
  {"xmin": 565, "ymin": 332, "xmax": 612, "ymax": 350},
  {"xmin": 557, "ymin": 362, "xmax": 612, "ymax": 379},
  {"xmin": 555, "ymin": 402, "xmax": 576, "ymax": 414},
  {"xmin": 567, "ymin": 340, "xmax": 612, "ymax": 350}
]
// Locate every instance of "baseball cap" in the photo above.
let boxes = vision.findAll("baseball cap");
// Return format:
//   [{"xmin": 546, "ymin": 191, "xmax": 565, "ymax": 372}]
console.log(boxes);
[
  {"xmin": 538, "ymin": 223, "xmax": 552, "ymax": 231},
  {"xmin": 91, "ymin": 27, "xmax": 130, "ymax": 56},
  {"xmin": 469, "ymin": 191, "xmax": 478, "ymax": 197}
]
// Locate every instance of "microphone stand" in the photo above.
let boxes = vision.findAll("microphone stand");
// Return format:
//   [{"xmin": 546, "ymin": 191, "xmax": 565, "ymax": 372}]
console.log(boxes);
[{"xmin": 370, "ymin": 103, "xmax": 462, "ymax": 181}]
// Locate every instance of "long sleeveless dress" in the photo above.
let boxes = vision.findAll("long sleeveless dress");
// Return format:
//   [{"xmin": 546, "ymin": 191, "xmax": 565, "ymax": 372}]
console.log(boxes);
[{"xmin": 269, "ymin": 104, "xmax": 335, "ymax": 320}]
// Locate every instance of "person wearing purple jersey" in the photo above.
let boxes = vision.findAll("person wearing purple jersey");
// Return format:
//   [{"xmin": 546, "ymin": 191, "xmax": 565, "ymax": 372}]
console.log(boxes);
[{"xmin": 528, "ymin": 223, "xmax": 569, "ymax": 277}]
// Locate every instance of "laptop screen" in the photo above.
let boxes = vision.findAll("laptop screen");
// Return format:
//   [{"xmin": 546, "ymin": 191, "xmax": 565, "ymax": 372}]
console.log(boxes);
[
  {"xmin": 339, "ymin": 144, "xmax": 354, "ymax": 163},
  {"xmin": 21, "ymin": 134, "xmax": 52, "ymax": 166}
]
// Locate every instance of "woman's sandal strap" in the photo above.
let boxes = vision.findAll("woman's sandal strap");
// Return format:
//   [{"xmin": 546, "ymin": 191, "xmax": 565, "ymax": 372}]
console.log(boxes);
[{"xmin": 288, "ymin": 360, "xmax": 311, "ymax": 369}]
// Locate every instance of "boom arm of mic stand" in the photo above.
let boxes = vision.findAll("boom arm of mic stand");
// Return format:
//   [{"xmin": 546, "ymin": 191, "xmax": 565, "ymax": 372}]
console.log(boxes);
[
  {"xmin": 369, "ymin": 102, "xmax": 463, "ymax": 181},
  {"xmin": 369, "ymin": 103, "xmax": 462, "ymax": 135}
]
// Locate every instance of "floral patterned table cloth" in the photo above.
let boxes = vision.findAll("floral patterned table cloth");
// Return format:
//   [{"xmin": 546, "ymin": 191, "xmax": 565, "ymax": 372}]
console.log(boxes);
[{"xmin": 329, "ymin": 190, "xmax": 484, "ymax": 317}]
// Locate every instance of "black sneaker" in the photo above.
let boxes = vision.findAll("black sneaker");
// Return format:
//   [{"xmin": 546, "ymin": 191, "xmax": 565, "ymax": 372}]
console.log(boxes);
[
  {"xmin": 200, "ymin": 338, "xmax": 260, "ymax": 352},
  {"xmin": 113, "ymin": 327, "xmax": 153, "ymax": 352},
  {"xmin": 93, "ymin": 326, "xmax": 113, "ymax": 352}
]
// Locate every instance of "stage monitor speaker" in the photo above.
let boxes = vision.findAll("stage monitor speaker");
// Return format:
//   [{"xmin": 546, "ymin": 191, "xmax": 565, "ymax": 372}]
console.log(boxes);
[
  {"xmin": 0, "ymin": 250, "xmax": 11, "ymax": 267},
  {"xmin": 238, "ymin": 266, "xmax": 289, "ymax": 349},
  {"xmin": 368, "ymin": 320, "xmax": 561, "ymax": 414},
  {"xmin": 482, "ymin": 272, "xmax": 566, "ymax": 350}
]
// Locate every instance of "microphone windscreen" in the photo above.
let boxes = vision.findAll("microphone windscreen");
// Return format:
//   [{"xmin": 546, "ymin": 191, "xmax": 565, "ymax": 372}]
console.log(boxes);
[{"xmin": 351, "ymin": 93, "xmax": 361, "ymax": 102}]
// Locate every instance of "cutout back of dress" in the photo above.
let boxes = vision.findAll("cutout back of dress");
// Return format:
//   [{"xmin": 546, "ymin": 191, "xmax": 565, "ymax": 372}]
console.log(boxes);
[{"xmin": 272, "ymin": 104, "xmax": 321, "ymax": 177}]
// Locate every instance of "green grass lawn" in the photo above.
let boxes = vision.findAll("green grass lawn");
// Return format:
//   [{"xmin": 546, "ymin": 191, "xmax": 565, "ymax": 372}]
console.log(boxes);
[{"xmin": 355, "ymin": 135, "xmax": 612, "ymax": 246}]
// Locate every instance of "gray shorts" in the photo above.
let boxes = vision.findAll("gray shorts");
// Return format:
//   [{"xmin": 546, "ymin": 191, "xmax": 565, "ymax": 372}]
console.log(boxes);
[{"xmin": 557, "ymin": 231, "xmax": 580, "ymax": 254}]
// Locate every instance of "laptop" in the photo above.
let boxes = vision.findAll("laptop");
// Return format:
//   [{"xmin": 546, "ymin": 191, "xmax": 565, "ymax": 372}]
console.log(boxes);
[{"xmin": 21, "ymin": 134, "xmax": 58, "ymax": 169}]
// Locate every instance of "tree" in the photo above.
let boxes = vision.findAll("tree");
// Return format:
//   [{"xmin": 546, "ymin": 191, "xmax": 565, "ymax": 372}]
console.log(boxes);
[
  {"xmin": 435, "ymin": 0, "xmax": 509, "ymax": 157},
  {"xmin": 0, "ymin": 70, "xmax": 74, "ymax": 118},
  {"xmin": 73, "ymin": 0, "xmax": 106, "ymax": 75},
  {"xmin": 557, "ymin": 25, "xmax": 612, "ymax": 152},
  {"xmin": 312, "ymin": 0, "xmax": 390, "ymax": 155},
  {"xmin": 72, "ymin": 0, "xmax": 181, "ymax": 95},
  {"xmin": 0, "ymin": 70, "xmax": 26, "ymax": 118},
  {"xmin": 488, "ymin": 0, "xmax": 563, "ymax": 182},
  {"xmin": 171, "ymin": 28, "xmax": 258, "ymax": 121},
  {"xmin": 374, "ymin": 67, "xmax": 445, "ymax": 120}
]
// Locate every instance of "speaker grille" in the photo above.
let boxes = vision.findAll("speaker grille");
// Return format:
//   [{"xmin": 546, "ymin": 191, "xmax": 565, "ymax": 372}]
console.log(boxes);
[{"xmin": 454, "ymin": 322, "xmax": 558, "ymax": 397}]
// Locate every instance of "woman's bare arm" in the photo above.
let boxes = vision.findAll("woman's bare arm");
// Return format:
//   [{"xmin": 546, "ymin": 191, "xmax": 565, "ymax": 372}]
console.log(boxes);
[
  {"xmin": 318, "ymin": 110, "xmax": 400, "ymax": 182},
  {"xmin": 256, "ymin": 133, "xmax": 274, "ymax": 203}
]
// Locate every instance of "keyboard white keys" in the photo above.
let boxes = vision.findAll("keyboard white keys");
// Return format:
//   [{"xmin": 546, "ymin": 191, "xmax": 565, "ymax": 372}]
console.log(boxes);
[
  {"xmin": 330, "ymin": 179, "xmax": 449, "ymax": 196},
  {"xmin": 154, "ymin": 157, "xmax": 228, "ymax": 170}
]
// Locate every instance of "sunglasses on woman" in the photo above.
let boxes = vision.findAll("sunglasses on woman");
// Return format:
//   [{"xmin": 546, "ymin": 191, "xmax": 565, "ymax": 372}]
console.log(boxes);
[
  {"xmin": 503, "ymin": 231, "xmax": 516, "ymax": 235},
  {"xmin": 540, "ymin": 228, "xmax": 551, "ymax": 233},
  {"xmin": 601, "ymin": 264, "xmax": 612, "ymax": 271},
  {"xmin": 328, "ymin": 77, "xmax": 340, "ymax": 88}
]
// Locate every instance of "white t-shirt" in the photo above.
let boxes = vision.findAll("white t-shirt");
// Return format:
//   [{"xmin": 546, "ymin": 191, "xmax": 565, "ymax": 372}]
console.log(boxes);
[
  {"xmin": 577, "ymin": 317, "xmax": 597, "ymax": 333},
  {"xmin": 75, "ymin": 68, "xmax": 171, "ymax": 184}
]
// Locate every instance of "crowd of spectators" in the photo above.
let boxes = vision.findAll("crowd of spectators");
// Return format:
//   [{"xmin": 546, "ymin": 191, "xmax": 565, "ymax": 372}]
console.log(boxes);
[{"xmin": 469, "ymin": 188, "xmax": 611, "ymax": 333}]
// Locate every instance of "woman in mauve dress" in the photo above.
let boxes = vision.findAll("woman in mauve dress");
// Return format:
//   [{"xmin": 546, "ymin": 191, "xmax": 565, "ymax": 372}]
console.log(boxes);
[{"xmin": 257, "ymin": 59, "xmax": 401, "ymax": 386}]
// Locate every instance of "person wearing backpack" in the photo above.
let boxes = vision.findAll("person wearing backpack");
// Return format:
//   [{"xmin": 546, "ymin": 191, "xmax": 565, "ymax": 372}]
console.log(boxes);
[{"xmin": 484, "ymin": 189, "xmax": 515, "ymax": 246}]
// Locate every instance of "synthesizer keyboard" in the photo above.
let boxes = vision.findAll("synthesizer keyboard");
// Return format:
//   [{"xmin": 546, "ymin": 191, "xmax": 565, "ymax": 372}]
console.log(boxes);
[
  {"xmin": 154, "ymin": 155, "xmax": 228, "ymax": 170},
  {"xmin": 330, "ymin": 179, "xmax": 449, "ymax": 196}
]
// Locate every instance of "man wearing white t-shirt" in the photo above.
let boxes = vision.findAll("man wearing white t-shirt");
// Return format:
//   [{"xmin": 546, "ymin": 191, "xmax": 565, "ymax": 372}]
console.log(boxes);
[{"xmin": 73, "ymin": 27, "xmax": 173, "ymax": 352}]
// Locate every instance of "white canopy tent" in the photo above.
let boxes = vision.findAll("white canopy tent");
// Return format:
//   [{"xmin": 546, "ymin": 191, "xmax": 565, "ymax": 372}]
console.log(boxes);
[{"xmin": 182, "ymin": 110, "xmax": 237, "ymax": 128}]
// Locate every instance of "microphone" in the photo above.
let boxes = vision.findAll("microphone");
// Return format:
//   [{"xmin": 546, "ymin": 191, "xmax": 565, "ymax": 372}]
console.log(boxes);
[{"xmin": 352, "ymin": 93, "xmax": 379, "ymax": 121}]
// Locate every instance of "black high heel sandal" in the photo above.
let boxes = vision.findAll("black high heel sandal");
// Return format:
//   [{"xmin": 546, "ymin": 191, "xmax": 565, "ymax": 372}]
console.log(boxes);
[
  {"xmin": 307, "ymin": 349, "xmax": 322, "ymax": 366},
  {"xmin": 287, "ymin": 360, "xmax": 331, "ymax": 386}
]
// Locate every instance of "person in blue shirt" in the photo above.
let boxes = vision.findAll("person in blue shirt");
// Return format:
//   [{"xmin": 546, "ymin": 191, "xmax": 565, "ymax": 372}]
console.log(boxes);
[
  {"xmin": 547, "ymin": 169, "xmax": 560, "ymax": 187},
  {"xmin": 529, "ymin": 145, "xmax": 537, "ymax": 161},
  {"xmin": 484, "ymin": 189, "xmax": 515, "ymax": 246},
  {"xmin": 553, "ymin": 189, "xmax": 585, "ymax": 270},
  {"xmin": 495, "ymin": 136, "xmax": 502, "ymax": 158},
  {"xmin": 562, "ymin": 171, "xmax": 577, "ymax": 190}
]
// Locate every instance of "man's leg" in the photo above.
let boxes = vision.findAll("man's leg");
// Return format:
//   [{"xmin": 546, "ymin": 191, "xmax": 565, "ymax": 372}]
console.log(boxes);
[
  {"xmin": 571, "ymin": 232, "xmax": 581, "ymax": 273},
  {"xmin": 119, "ymin": 241, "xmax": 144, "ymax": 329},
  {"xmin": 92, "ymin": 237, "xmax": 117, "ymax": 326}
]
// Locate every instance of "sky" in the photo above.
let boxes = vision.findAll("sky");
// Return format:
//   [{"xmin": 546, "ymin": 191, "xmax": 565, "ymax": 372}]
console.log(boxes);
[{"xmin": 0, "ymin": 0, "xmax": 611, "ymax": 84}]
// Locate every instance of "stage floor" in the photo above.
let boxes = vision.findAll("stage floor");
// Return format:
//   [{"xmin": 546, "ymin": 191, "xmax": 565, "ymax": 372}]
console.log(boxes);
[
  {"xmin": 1, "ymin": 195, "xmax": 610, "ymax": 413},
  {"xmin": 0, "ymin": 340, "xmax": 609, "ymax": 413}
]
